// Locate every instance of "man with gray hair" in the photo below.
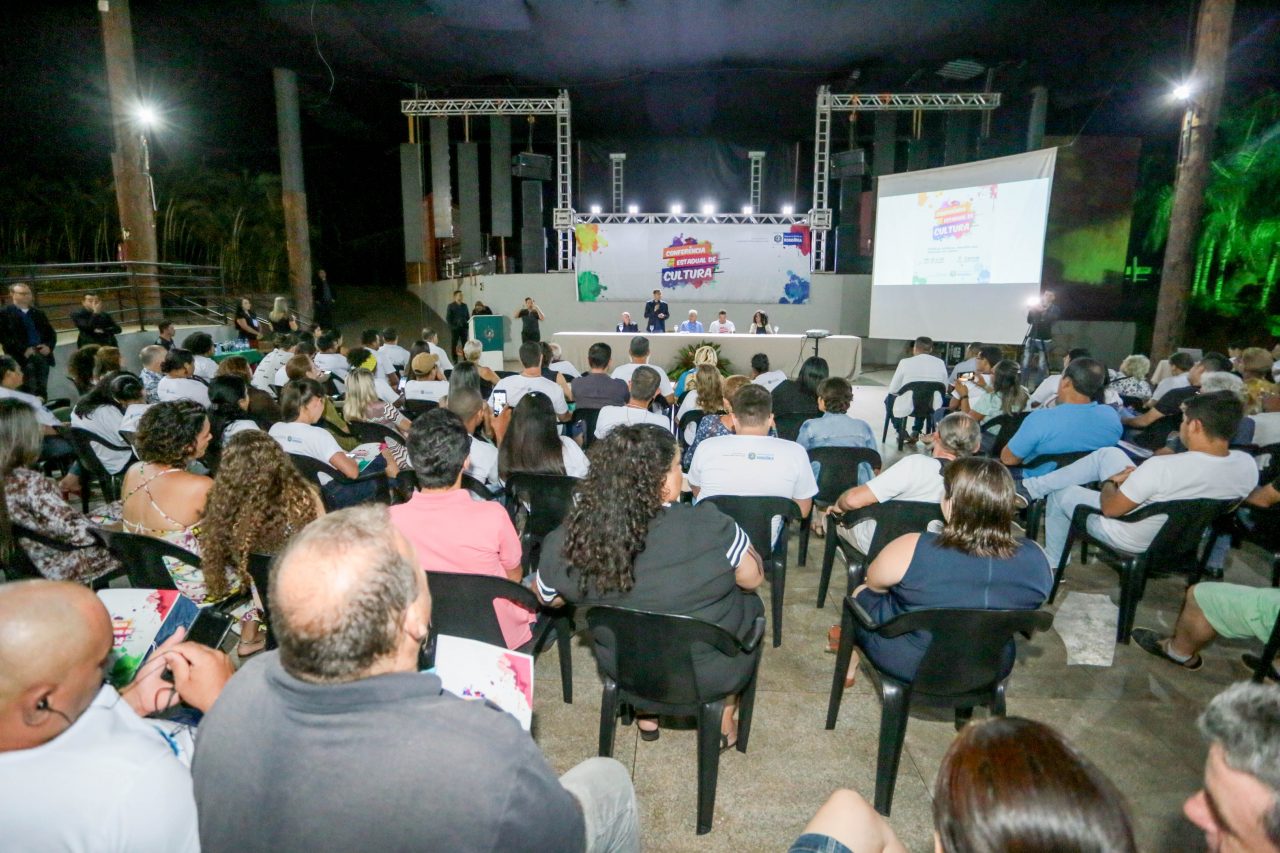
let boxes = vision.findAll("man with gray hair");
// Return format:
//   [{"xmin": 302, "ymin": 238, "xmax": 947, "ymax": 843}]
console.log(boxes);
[
  {"xmin": 138, "ymin": 344, "xmax": 167, "ymax": 403},
  {"xmin": 1184, "ymin": 682, "xmax": 1280, "ymax": 851},
  {"xmin": 192, "ymin": 506, "xmax": 638, "ymax": 853},
  {"xmin": 831, "ymin": 412, "xmax": 982, "ymax": 553}
]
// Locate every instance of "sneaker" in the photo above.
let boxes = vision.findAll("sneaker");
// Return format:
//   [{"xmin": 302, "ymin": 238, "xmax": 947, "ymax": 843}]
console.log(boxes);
[
  {"xmin": 1013, "ymin": 482, "xmax": 1032, "ymax": 510},
  {"xmin": 1132, "ymin": 628, "xmax": 1203, "ymax": 670}
]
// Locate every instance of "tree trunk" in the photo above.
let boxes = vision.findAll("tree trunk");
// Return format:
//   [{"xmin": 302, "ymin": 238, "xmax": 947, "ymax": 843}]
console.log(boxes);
[
  {"xmin": 1150, "ymin": 0, "xmax": 1235, "ymax": 360},
  {"xmin": 273, "ymin": 69, "xmax": 315, "ymax": 323}
]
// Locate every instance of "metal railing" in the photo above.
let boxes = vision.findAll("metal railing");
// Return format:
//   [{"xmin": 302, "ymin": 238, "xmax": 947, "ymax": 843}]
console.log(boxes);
[{"xmin": 0, "ymin": 261, "xmax": 228, "ymax": 333}]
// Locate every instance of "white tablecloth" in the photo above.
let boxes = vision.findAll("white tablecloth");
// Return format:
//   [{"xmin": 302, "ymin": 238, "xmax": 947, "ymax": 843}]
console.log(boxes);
[{"xmin": 552, "ymin": 332, "xmax": 862, "ymax": 379}]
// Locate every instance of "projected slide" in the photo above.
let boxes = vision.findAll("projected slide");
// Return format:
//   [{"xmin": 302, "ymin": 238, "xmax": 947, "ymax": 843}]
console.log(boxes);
[{"xmin": 869, "ymin": 148, "xmax": 1058, "ymax": 344}]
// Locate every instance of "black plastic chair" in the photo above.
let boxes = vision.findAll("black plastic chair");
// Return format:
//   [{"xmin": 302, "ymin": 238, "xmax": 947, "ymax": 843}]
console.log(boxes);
[
  {"xmin": 348, "ymin": 419, "xmax": 404, "ymax": 447},
  {"xmin": 460, "ymin": 473, "xmax": 498, "ymax": 501},
  {"xmin": 677, "ymin": 408, "xmax": 706, "ymax": 453},
  {"xmin": 288, "ymin": 453, "xmax": 391, "ymax": 511},
  {"xmin": 826, "ymin": 598, "xmax": 1054, "ymax": 815},
  {"xmin": 5, "ymin": 523, "xmax": 121, "ymax": 587},
  {"xmin": 586, "ymin": 605, "xmax": 766, "ymax": 835},
  {"xmin": 818, "ymin": 500, "xmax": 945, "ymax": 608},
  {"xmin": 980, "ymin": 411, "xmax": 1029, "ymax": 458},
  {"xmin": 798, "ymin": 447, "xmax": 882, "ymax": 566},
  {"xmin": 1206, "ymin": 504, "xmax": 1280, "ymax": 586},
  {"xmin": 571, "ymin": 407, "xmax": 602, "ymax": 450},
  {"xmin": 425, "ymin": 571, "xmax": 574, "ymax": 703},
  {"xmin": 702, "ymin": 495, "xmax": 803, "ymax": 647},
  {"xmin": 1010, "ymin": 449, "xmax": 1095, "ymax": 541},
  {"xmin": 94, "ymin": 528, "xmax": 187, "ymax": 590},
  {"xmin": 881, "ymin": 382, "xmax": 946, "ymax": 450},
  {"xmin": 66, "ymin": 427, "xmax": 132, "ymax": 513},
  {"xmin": 504, "ymin": 473, "xmax": 579, "ymax": 574},
  {"xmin": 403, "ymin": 398, "xmax": 440, "ymax": 419},
  {"xmin": 1252, "ymin": 611, "xmax": 1280, "ymax": 683},
  {"xmin": 1052, "ymin": 498, "xmax": 1239, "ymax": 643},
  {"xmin": 245, "ymin": 553, "xmax": 278, "ymax": 651},
  {"xmin": 773, "ymin": 411, "xmax": 812, "ymax": 443}
]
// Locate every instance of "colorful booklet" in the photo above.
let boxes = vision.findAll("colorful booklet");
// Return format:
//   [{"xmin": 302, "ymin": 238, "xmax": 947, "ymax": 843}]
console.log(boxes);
[
  {"xmin": 429, "ymin": 635, "xmax": 535, "ymax": 731},
  {"xmin": 347, "ymin": 442, "xmax": 384, "ymax": 473},
  {"xmin": 97, "ymin": 589, "xmax": 200, "ymax": 688}
]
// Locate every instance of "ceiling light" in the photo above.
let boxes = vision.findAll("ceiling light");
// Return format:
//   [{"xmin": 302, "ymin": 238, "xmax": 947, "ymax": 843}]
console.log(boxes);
[
  {"xmin": 670, "ymin": 203, "xmax": 683, "ymax": 214},
  {"xmin": 936, "ymin": 59, "xmax": 986, "ymax": 81},
  {"xmin": 742, "ymin": 205, "xmax": 753, "ymax": 215},
  {"xmin": 589, "ymin": 204, "xmax": 602, "ymax": 214},
  {"xmin": 1171, "ymin": 82, "xmax": 1193, "ymax": 101},
  {"xmin": 700, "ymin": 202, "xmax": 716, "ymax": 215},
  {"xmin": 781, "ymin": 204, "xmax": 794, "ymax": 215},
  {"xmin": 627, "ymin": 203, "xmax": 639, "ymax": 214}
]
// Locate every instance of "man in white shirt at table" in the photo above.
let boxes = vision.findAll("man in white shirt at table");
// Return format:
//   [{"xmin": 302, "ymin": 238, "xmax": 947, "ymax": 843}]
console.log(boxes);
[
  {"xmin": 709, "ymin": 311, "xmax": 735, "ymax": 334},
  {"xmin": 886, "ymin": 335, "xmax": 948, "ymax": 441},
  {"xmin": 595, "ymin": 366, "xmax": 672, "ymax": 439},
  {"xmin": 490, "ymin": 341, "xmax": 569, "ymax": 422}
]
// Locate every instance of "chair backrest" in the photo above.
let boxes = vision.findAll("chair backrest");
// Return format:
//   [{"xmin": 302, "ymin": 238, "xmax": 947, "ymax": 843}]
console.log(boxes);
[
  {"xmin": 66, "ymin": 427, "xmax": 118, "ymax": 484},
  {"xmin": 585, "ymin": 605, "xmax": 763, "ymax": 705},
  {"xmin": 845, "ymin": 499, "xmax": 946, "ymax": 563},
  {"xmin": 1121, "ymin": 498, "xmax": 1240, "ymax": 568},
  {"xmin": 94, "ymin": 528, "xmax": 194, "ymax": 590},
  {"xmin": 875, "ymin": 606, "xmax": 1054, "ymax": 695},
  {"xmin": 505, "ymin": 473, "xmax": 579, "ymax": 538},
  {"xmin": 426, "ymin": 571, "xmax": 540, "ymax": 648},
  {"xmin": 245, "ymin": 553, "xmax": 278, "ymax": 651},
  {"xmin": 702, "ymin": 495, "xmax": 803, "ymax": 562},
  {"xmin": 403, "ymin": 399, "xmax": 439, "ymax": 419},
  {"xmin": 773, "ymin": 412, "xmax": 810, "ymax": 442},
  {"xmin": 460, "ymin": 473, "xmax": 496, "ymax": 500},
  {"xmin": 898, "ymin": 382, "xmax": 946, "ymax": 417},
  {"xmin": 677, "ymin": 409, "xmax": 705, "ymax": 450},
  {"xmin": 981, "ymin": 412, "xmax": 1029, "ymax": 457},
  {"xmin": 288, "ymin": 452, "xmax": 341, "ymax": 488},
  {"xmin": 348, "ymin": 420, "xmax": 402, "ymax": 447},
  {"xmin": 6, "ymin": 522, "xmax": 93, "ymax": 580},
  {"xmin": 808, "ymin": 447, "xmax": 882, "ymax": 503},
  {"xmin": 1018, "ymin": 449, "xmax": 1093, "ymax": 473},
  {"xmin": 571, "ymin": 407, "xmax": 602, "ymax": 450}
]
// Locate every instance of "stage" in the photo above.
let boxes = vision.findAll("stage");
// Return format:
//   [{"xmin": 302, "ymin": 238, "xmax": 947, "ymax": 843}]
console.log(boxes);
[{"xmin": 552, "ymin": 331, "xmax": 862, "ymax": 379}]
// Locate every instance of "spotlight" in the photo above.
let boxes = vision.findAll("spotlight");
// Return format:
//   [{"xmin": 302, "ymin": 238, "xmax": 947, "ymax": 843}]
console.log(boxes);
[
  {"xmin": 1171, "ymin": 82, "xmax": 1193, "ymax": 101},
  {"xmin": 670, "ymin": 203, "xmax": 683, "ymax": 214},
  {"xmin": 134, "ymin": 103, "xmax": 159, "ymax": 128},
  {"xmin": 1025, "ymin": 296, "xmax": 1042, "ymax": 307},
  {"xmin": 589, "ymin": 204, "xmax": 602, "ymax": 214},
  {"xmin": 781, "ymin": 204, "xmax": 794, "ymax": 215},
  {"xmin": 701, "ymin": 203, "xmax": 716, "ymax": 215},
  {"xmin": 742, "ymin": 205, "xmax": 753, "ymax": 215},
  {"xmin": 627, "ymin": 203, "xmax": 639, "ymax": 214}
]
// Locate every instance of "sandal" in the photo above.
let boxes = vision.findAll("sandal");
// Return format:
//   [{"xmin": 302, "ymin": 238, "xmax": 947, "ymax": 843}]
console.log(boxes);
[
  {"xmin": 236, "ymin": 634, "xmax": 268, "ymax": 659},
  {"xmin": 638, "ymin": 719, "xmax": 660, "ymax": 741},
  {"xmin": 1132, "ymin": 628, "xmax": 1202, "ymax": 671},
  {"xmin": 719, "ymin": 733, "xmax": 737, "ymax": 753}
]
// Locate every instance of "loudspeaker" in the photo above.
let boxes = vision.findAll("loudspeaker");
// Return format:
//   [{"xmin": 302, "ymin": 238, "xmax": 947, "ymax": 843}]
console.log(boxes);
[
  {"xmin": 512, "ymin": 152, "xmax": 553, "ymax": 181},
  {"xmin": 520, "ymin": 181, "xmax": 546, "ymax": 273},
  {"xmin": 906, "ymin": 138, "xmax": 929, "ymax": 171},
  {"xmin": 832, "ymin": 148, "xmax": 866, "ymax": 179}
]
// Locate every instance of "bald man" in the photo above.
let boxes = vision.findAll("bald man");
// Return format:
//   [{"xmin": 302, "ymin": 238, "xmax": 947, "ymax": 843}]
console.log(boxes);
[
  {"xmin": 192, "ymin": 505, "xmax": 640, "ymax": 853},
  {"xmin": 0, "ymin": 580, "xmax": 233, "ymax": 852}
]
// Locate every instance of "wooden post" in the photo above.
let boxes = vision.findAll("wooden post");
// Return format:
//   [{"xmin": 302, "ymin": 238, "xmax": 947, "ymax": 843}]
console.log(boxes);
[
  {"xmin": 1150, "ymin": 0, "xmax": 1235, "ymax": 360},
  {"xmin": 273, "ymin": 68, "xmax": 315, "ymax": 322},
  {"xmin": 99, "ymin": 0, "xmax": 160, "ymax": 325}
]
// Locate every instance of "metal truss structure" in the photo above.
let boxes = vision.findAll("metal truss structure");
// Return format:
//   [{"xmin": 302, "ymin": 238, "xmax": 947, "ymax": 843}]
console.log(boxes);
[
  {"xmin": 748, "ymin": 151, "xmax": 766, "ymax": 212},
  {"xmin": 609, "ymin": 153, "xmax": 626, "ymax": 213},
  {"xmin": 402, "ymin": 91, "xmax": 574, "ymax": 271},
  {"xmin": 809, "ymin": 86, "xmax": 1002, "ymax": 271},
  {"xmin": 574, "ymin": 212, "xmax": 810, "ymax": 226}
]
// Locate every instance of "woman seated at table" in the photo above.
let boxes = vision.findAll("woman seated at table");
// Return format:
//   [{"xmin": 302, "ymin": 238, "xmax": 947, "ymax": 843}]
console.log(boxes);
[
  {"xmin": 155, "ymin": 349, "xmax": 210, "ymax": 406},
  {"xmin": 497, "ymin": 392, "xmax": 589, "ymax": 481},
  {"xmin": 343, "ymin": 368, "xmax": 413, "ymax": 470},
  {"xmin": 233, "ymin": 295, "xmax": 263, "ymax": 343},
  {"xmin": 535, "ymin": 424, "xmax": 764, "ymax": 746},
  {"xmin": 0, "ymin": 399, "xmax": 121, "ymax": 583},
  {"xmin": 199, "ymin": 429, "xmax": 324, "ymax": 656},
  {"xmin": 848, "ymin": 456, "xmax": 1053, "ymax": 684},
  {"xmin": 750, "ymin": 310, "xmax": 770, "ymax": 334},
  {"xmin": 216, "ymin": 355, "xmax": 280, "ymax": 427}
]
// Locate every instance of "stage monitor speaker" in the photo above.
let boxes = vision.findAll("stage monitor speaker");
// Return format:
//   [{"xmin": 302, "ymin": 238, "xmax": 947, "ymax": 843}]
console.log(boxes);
[
  {"xmin": 520, "ymin": 181, "xmax": 546, "ymax": 273},
  {"xmin": 832, "ymin": 148, "xmax": 866, "ymax": 179},
  {"xmin": 512, "ymin": 152, "xmax": 553, "ymax": 181}
]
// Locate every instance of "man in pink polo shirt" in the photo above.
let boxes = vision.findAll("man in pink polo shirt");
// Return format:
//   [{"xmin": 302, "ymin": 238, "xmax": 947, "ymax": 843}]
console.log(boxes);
[{"xmin": 388, "ymin": 408, "xmax": 533, "ymax": 649}]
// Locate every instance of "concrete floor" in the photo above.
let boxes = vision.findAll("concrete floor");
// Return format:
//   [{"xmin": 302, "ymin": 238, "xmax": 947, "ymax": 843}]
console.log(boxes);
[{"xmin": 524, "ymin": 369, "xmax": 1264, "ymax": 852}]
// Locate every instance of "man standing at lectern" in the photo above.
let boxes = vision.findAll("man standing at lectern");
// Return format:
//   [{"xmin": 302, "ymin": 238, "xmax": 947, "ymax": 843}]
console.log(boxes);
[
  {"xmin": 643, "ymin": 289, "xmax": 669, "ymax": 333},
  {"xmin": 1023, "ymin": 290, "xmax": 1059, "ymax": 388}
]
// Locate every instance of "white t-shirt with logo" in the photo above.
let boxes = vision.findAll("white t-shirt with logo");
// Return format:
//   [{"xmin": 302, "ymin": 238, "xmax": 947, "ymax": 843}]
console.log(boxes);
[
  {"xmin": 156, "ymin": 377, "xmax": 210, "ymax": 407},
  {"xmin": 688, "ymin": 434, "xmax": 818, "ymax": 504},
  {"xmin": 0, "ymin": 685, "xmax": 199, "ymax": 853},
  {"xmin": 269, "ymin": 421, "xmax": 345, "ymax": 484},
  {"xmin": 427, "ymin": 342, "xmax": 453, "ymax": 372},
  {"xmin": 709, "ymin": 320, "xmax": 735, "ymax": 334},
  {"xmin": 490, "ymin": 374, "xmax": 568, "ymax": 416},
  {"xmin": 119, "ymin": 403, "xmax": 151, "ymax": 435},
  {"xmin": 887, "ymin": 353, "xmax": 948, "ymax": 417},
  {"xmin": 1099, "ymin": 450, "xmax": 1258, "ymax": 553},
  {"xmin": 71, "ymin": 405, "xmax": 132, "ymax": 474},
  {"xmin": 549, "ymin": 359, "xmax": 581, "ymax": 378},
  {"xmin": 404, "ymin": 380, "xmax": 450, "ymax": 402},
  {"xmin": 467, "ymin": 436, "xmax": 501, "ymax": 486},
  {"xmin": 848, "ymin": 454, "xmax": 947, "ymax": 551},
  {"xmin": 752, "ymin": 370, "xmax": 788, "ymax": 393},
  {"xmin": 594, "ymin": 405, "xmax": 672, "ymax": 439},
  {"xmin": 223, "ymin": 419, "xmax": 260, "ymax": 443},
  {"xmin": 610, "ymin": 362, "xmax": 675, "ymax": 398}
]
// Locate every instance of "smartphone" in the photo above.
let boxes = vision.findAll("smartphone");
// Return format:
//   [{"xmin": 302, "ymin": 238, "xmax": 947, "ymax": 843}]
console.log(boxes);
[
  {"xmin": 958, "ymin": 372, "xmax": 975, "ymax": 382},
  {"xmin": 491, "ymin": 389, "xmax": 508, "ymax": 417},
  {"xmin": 186, "ymin": 608, "xmax": 235, "ymax": 650}
]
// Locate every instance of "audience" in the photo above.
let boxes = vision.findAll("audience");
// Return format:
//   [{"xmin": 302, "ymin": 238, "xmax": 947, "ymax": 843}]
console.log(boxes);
[
  {"xmin": 192, "ymin": 506, "xmax": 639, "ymax": 852},
  {"xmin": 498, "ymin": 392, "xmax": 589, "ymax": 481},
  {"xmin": 0, "ymin": 400, "xmax": 120, "ymax": 582},
  {"xmin": 376, "ymin": 327, "xmax": 412, "ymax": 383},
  {"xmin": 460, "ymin": 339, "xmax": 500, "ymax": 391},
  {"xmin": 682, "ymin": 373, "xmax": 752, "ymax": 469},
  {"xmin": 750, "ymin": 352, "xmax": 787, "ymax": 392},
  {"xmin": 251, "ymin": 332, "xmax": 295, "ymax": 394},
  {"xmin": 343, "ymin": 368, "xmax": 412, "ymax": 471},
  {"xmin": 154, "ymin": 318, "xmax": 176, "ymax": 351},
  {"xmin": 547, "ymin": 341, "xmax": 580, "ymax": 378},
  {"xmin": 1151, "ymin": 350, "xmax": 1195, "ymax": 402},
  {"xmin": 956, "ymin": 358, "xmax": 1027, "ymax": 426},
  {"xmin": 491, "ymin": 341, "xmax": 570, "ymax": 422},
  {"xmin": 1027, "ymin": 347, "xmax": 1091, "ymax": 408},
  {"xmin": 1124, "ymin": 351, "xmax": 1232, "ymax": 449},
  {"xmin": 66, "ymin": 344, "xmax": 99, "ymax": 395},
  {"xmin": 771, "ymin": 356, "xmax": 829, "ymax": 440},
  {"xmin": 1000, "ymin": 357, "xmax": 1122, "ymax": 475},
  {"xmin": 886, "ymin": 336, "xmax": 948, "ymax": 442},
  {"xmin": 847, "ymin": 457, "xmax": 1052, "ymax": 685},
  {"xmin": 571, "ymin": 342, "xmax": 629, "ymax": 410},
  {"xmin": 596, "ymin": 365, "xmax": 673, "ymax": 439},
  {"xmin": 536, "ymin": 424, "xmax": 763, "ymax": 746},
  {"xmin": 156, "ymin": 349, "xmax": 210, "ymax": 406},
  {"xmin": 216, "ymin": 355, "xmax": 280, "ymax": 427},
  {"xmin": 203, "ymin": 375, "xmax": 259, "ymax": 473},
  {"xmin": 674, "ymin": 344, "xmax": 717, "ymax": 399},
  {"xmin": 676, "ymin": 360, "xmax": 720, "ymax": 423},
  {"xmin": 269, "ymin": 379, "xmax": 398, "ymax": 490},
  {"xmin": 283, "ymin": 356, "xmax": 359, "ymax": 451},
  {"xmin": 797, "ymin": 377, "xmax": 878, "ymax": 519},
  {"xmin": 611, "ymin": 336, "xmax": 675, "ymax": 403},
  {"xmin": 182, "ymin": 332, "xmax": 220, "ymax": 381},
  {"xmin": 389, "ymin": 409, "xmax": 531, "ymax": 649},
  {"xmin": 70, "ymin": 372, "xmax": 143, "ymax": 476},
  {"xmin": 0, "ymin": 580, "xmax": 233, "ymax": 852},
  {"xmin": 1241, "ymin": 346, "xmax": 1280, "ymax": 415},
  {"xmin": 946, "ymin": 342, "xmax": 982, "ymax": 388},
  {"xmin": 92, "ymin": 345, "xmax": 122, "ymax": 382},
  {"xmin": 832, "ymin": 413, "xmax": 979, "ymax": 555},
  {"xmin": 421, "ymin": 327, "xmax": 453, "ymax": 372},
  {"xmin": 940, "ymin": 344, "xmax": 1002, "ymax": 417},
  {"xmin": 273, "ymin": 338, "xmax": 317, "ymax": 387},
  {"xmin": 1112, "ymin": 354, "xmax": 1155, "ymax": 402},
  {"xmin": 540, "ymin": 341, "xmax": 575, "ymax": 402},
  {"xmin": 446, "ymin": 388, "xmax": 500, "ymax": 488}
]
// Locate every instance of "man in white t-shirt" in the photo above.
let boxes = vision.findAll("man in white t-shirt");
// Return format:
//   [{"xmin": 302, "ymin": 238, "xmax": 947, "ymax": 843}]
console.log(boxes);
[
  {"xmin": 252, "ymin": 333, "xmax": 296, "ymax": 394},
  {"xmin": 403, "ymin": 353, "xmax": 450, "ymax": 403},
  {"xmin": 831, "ymin": 413, "xmax": 982, "ymax": 552},
  {"xmin": 1150, "ymin": 352, "xmax": 1195, "ymax": 403},
  {"xmin": 610, "ymin": 336, "xmax": 675, "ymax": 403},
  {"xmin": 708, "ymin": 311, "xmax": 735, "ymax": 334},
  {"xmin": 1028, "ymin": 348, "xmax": 1109, "ymax": 409},
  {"xmin": 275, "ymin": 340, "xmax": 318, "ymax": 387},
  {"xmin": 750, "ymin": 353, "xmax": 788, "ymax": 393},
  {"xmin": 0, "ymin": 580, "xmax": 233, "ymax": 853},
  {"xmin": 595, "ymin": 365, "xmax": 673, "ymax": 439},
  {"xmin": 377, "ymin": 328, "xmax": 412, "ymax": 384},
  {"xmin": 1025, "ymin": 391, "xmax": 1260, "ymax": 567},
  {"xmin": 314, "ymin": 332, "xmax": 349, "ymax": 392},
  {"xmin": 886, "ymin": 335, "xmax": 948, "ymax": 429},
  {"xmin": 269, "ymin": 419, "xmax": 348, "ymax": 484},
  {"xmin": 421, "ymin": 329, "xmax": 454, "ymax": 372},
  {"xmin": 490, "ymin": 341, "xmax": 569, "ymax": 421},
  {"xmin": 448, "ymin": 389, "xmax": 501, "ymax": 488},
  {"xmin": 689, "ymin": 383, "xmax": 817, "ymax": 518},
  {"xmin": 547, "ymin": 342, "xmax": 581, "ymax": 378}
]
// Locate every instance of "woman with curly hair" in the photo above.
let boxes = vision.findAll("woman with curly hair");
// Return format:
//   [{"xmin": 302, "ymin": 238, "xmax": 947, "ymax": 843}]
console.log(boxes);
[
  {"xmin": 534, "ymin": 423, "xmax": 764, "ymax": 746},
  {"xmin": 199, "ymin": 430, "xmax": 324, "ymax": 656}
]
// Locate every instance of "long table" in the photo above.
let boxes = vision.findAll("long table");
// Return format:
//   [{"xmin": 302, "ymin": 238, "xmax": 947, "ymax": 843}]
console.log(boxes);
[{"xmin": 552, "ymin": 332, "xmax": 862, "ymax": 379}]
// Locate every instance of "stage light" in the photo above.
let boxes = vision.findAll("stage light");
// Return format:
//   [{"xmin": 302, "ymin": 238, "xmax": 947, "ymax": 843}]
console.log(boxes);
[
  {"xmin": 1171, "ymin": 82, "xmax": 1193, "ymax": 101},
  {"xmin": 670, "ymin": 203, "xmax": 683, "ymax": 214},
  {"xmin": 742, "ymin": 205, "xmax": 753, "ymax": 215},
  {"xmin": 627, "ymin": 204, "xmax": 639, "ymax": 214},
  {"xmin": 1026, "ymin": 296, "xmax": 1042, "ymax": 307},
  {"xmin": 589, "ymin": 204, "xmax": 602, "ymax": 214},
  {"xmin": 134, "ymin": 103, "xmax": 159, "ymax": 128},
  {"xmin": 781, "ymin": 204, "xmax": 794, "ymax": 215},
  {"xmin": 701, "ymin": 203, "xmax": 715, "ymax": 215}
]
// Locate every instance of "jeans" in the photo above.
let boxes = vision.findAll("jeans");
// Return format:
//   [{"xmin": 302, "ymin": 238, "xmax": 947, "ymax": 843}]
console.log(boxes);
[
  {"xmin": 559, "ymin": 757, "xmax": 641, "ymax": 853},
  {"xmin": 1022, "ymin": 337, "xmax": 1051, "ymax": 389},
  {"xmin": 1029, "ymin": 447, "xmax": 1132, "ymax": 566}
]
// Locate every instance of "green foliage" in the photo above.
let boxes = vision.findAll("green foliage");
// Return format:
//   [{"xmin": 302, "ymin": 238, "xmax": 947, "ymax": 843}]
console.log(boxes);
[{"xmin": 666, "ymin": 340, "xmax": 733, "ymax": 381}]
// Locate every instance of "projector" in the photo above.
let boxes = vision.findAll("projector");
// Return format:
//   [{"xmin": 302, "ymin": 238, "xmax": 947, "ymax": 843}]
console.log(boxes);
[{"xmin": 805, "ymin": 329, "xmax": 831, "ymax": 339}]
